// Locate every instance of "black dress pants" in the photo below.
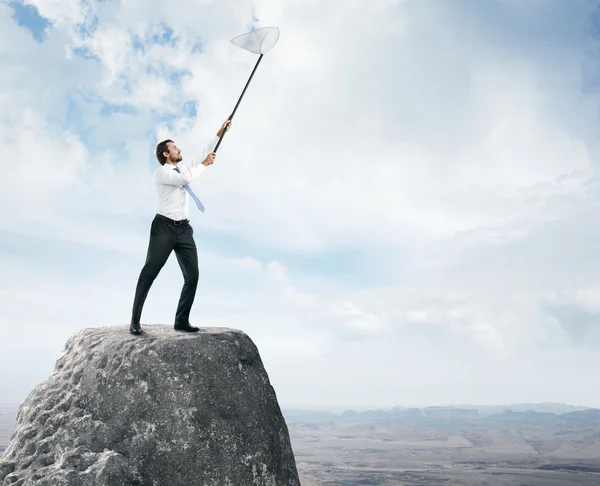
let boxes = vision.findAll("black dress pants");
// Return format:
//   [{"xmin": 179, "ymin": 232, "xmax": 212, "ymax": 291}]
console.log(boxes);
[{"xmin": 131, "ymin": 214, "xmax": 199, "ymax": 326}]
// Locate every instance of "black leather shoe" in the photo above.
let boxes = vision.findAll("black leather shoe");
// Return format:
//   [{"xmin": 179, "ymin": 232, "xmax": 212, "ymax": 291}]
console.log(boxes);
[
  {"xmin": 174, "ymin": 322, "xmax": 199, "ymax": 332},
  {"xmin": 130, "ymin": 322, "xmax": 143, "ymax": 335}
]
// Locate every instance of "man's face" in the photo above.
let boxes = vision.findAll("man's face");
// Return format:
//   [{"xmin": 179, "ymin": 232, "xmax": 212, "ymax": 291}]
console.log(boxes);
[{"xmin": 164, "ymin": 142, "xmax": 182, "ymax": 163}]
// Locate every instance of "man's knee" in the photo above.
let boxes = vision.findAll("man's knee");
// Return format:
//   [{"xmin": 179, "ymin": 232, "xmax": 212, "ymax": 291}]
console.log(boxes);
[
  {"xmin": 140, "ymin": 260, "xmax": 165, "ymax": 281},
  {"xmin": 185, "ymin": 266, "xmax": 199, "ymax": 284}
]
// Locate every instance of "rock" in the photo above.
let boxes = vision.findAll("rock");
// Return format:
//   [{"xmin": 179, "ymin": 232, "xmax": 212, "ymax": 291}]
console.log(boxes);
[{"xmin": 0, "ymin": 325, "xmax": 300, "ymax": 486}]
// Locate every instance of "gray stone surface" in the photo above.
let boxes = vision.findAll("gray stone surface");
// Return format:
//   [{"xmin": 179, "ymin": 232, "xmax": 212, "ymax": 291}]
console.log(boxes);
[{"xmin": 0, "ymin": 325, "xmax": 300, "ymax": 486}]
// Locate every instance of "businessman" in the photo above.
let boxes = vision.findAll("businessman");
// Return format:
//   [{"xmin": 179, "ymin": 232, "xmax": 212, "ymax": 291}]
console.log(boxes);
[{"xmin": 130, "ymin": 118, "xmax": 232, "ymax": 335}]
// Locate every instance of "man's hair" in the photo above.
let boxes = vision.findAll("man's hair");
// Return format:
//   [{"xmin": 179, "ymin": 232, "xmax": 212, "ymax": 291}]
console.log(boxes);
[{"xmin": 156, "ymin": 139, "xmax": 173, "ymax": 165}]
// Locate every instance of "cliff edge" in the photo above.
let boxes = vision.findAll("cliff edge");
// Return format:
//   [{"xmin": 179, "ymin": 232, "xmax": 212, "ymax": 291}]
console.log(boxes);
[{"xmin": 0, "ymin": 325, "xmax": 300, "ymax": 486}]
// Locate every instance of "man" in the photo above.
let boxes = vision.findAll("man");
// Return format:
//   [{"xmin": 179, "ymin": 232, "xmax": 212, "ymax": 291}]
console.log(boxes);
[{"xmin": 130, "ymin": 117, "xmax": 232, "ymax": 335}]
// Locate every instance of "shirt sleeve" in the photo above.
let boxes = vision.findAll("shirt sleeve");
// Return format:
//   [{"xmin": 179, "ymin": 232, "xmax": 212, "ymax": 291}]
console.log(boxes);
[
  {"xmin": 180, "ymin": 135, "xmax": 220, "ymax": 170},
  {"xmin": 154, "ymin": 164, "xmax": 207, "ymax": 185}
]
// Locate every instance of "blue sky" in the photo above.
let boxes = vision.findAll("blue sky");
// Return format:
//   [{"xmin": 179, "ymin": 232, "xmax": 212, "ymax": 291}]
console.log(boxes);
[
  {"xmin": 9, "ymin": 1, "xmax": 48, "ymax": 41},
  {"xmin": 2, "ymin": 0, "xmax": 600, "ymax": 409}
]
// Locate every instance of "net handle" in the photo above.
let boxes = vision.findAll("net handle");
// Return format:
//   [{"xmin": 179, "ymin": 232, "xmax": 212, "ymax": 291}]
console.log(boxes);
[{"xmin": 214, "ymin": 53, "xmax": 264, "ymax": 153}]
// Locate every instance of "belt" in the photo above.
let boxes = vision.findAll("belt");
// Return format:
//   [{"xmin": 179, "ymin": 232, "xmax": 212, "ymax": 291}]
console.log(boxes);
[{"xmin": 155, "ymin": 213, "xmax": 189, "ymax": 226}]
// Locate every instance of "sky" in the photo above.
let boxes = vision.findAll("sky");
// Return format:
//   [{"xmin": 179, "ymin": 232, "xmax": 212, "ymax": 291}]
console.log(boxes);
[{"xmin": 1, "ymin": 0, "xmax": 600, "ymax": 411}]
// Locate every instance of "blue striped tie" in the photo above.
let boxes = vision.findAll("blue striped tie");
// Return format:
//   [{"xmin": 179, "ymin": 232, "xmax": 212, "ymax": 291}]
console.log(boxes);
[{"xmin": 173, "ymin": 167, "xmax": 205, "ymax": 212}]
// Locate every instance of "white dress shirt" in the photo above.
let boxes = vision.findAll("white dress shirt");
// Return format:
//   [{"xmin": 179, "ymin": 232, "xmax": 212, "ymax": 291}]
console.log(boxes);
[{"xmin": 153, "ymin": 135, "xmax": 219, "ymax": 221}]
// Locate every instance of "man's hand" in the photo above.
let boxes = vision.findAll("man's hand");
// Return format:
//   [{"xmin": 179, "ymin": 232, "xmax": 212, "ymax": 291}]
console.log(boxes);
[
  {"xmin": 217, "ymin": 117, "xmax": 232, "ymax": 137},
  {"xmin": 202, "ymin": 152, "xmax": 216, "ymax": 167}
]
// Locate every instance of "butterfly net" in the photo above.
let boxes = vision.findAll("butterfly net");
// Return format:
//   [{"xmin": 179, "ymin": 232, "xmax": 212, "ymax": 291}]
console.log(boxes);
[{"xmin": 230, "ymin": 26, "xmax": 280, "ymax": 54}]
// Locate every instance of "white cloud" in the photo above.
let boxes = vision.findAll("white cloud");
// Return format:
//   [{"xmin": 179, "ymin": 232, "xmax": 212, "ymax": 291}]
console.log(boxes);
[
  {"xmin": 266, "ymin": 261, "xmax": 316, "ymax": 309},
  {"xmin": 3, "ymin": 110, "xmax": 87, "ymax": 203},
  {"xmin": 82, "ymin": 26, "xmax": 132, "ymax": 86}
]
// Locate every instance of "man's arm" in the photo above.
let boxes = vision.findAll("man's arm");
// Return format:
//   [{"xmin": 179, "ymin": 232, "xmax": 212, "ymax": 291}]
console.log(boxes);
[
  {"xmin": 181, "ymin": 118, "xmax": 232, "ymax": 170},
  {"xmin": 153, "ymin": 164, "xmax": 206, "ymax": 185}
]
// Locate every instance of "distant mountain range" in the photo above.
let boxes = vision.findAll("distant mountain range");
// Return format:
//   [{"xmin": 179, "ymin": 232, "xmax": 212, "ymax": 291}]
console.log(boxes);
[
  {"xmin": 282, "ymin": 402, "xmax": 597, "ymax": 428},
  {"xmin": 430, "ymin": 402, "xmax": 591, "ymax": 415}
]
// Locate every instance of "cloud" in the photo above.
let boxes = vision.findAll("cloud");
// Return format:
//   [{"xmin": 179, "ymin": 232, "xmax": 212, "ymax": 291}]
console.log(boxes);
[{"xmin": 8, "ymin": 0, "xmax": 594, "ymax": 250}]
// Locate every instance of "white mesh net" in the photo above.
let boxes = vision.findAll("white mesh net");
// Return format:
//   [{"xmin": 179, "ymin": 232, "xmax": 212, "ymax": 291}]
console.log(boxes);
[{"xmin": 230, "ymin": 26, "xmax": 280, "ymax": 54}]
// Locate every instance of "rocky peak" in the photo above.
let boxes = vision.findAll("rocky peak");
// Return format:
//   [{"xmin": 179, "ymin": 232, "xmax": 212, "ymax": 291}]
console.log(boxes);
[{"xmin": 0, "ymin": 325, "xmax": 300, "ymax": 486}]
